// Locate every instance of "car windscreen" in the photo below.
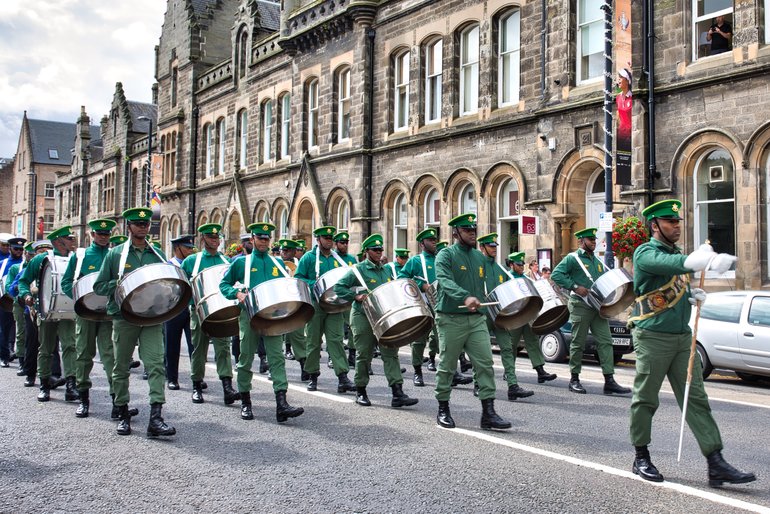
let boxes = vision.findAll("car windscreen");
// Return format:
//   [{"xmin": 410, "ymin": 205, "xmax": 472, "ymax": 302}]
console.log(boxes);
[{"xmin": 700, "ymin": 294, "xmax": 743, "ymax": 323}]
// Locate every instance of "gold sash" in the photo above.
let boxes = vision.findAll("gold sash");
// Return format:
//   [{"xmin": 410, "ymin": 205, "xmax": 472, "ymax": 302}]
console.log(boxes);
[{"xmin": 628, "ymin": 274, "xmax": 689, "ymax": 324}]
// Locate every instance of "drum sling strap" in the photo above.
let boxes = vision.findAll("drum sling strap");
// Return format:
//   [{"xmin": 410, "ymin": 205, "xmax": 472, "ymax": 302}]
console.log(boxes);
[
  {"xmin": 628, "ymin": 274, "xmax": 689, "ymax": 324},
  {"xmin": 387, "ymin": 262, "xmax": 397, "ymax": 280},
  {"xmin": 0, "ymin": 259, "xmax": 9, "ymax": 278},
  {"xmin": 73, "ymin": 248, "xmax": 86, "ymax": 283},
  {"xmin": 243, "ymin": 253, "xmax": 290, "ymax": 290},
  {"xmin": 313, "ymin": 246, "xmax": 349, "ymax": 280},
  {"xmin": 118, "ymin": 242, "xmax": 164, "ymax": 280},
  {"xmin": 420, "ymin": 255, "xmax": 429, "ymax": 283},
  {"xmin": 191, "ymin": 250, "xmax": 228, "ymax": 277},
  {"xmin": 570, "ymin": 251, "xmax": 600, "ymax": 310}
]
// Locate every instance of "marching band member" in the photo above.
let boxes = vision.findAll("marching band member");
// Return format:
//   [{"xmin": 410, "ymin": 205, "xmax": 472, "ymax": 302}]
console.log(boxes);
[
  {"xmin": 551, "ymin": 228, "xmax": 631, "ymax": 395},
  {"xmin": 278, "ymin": 238, "xmax": 308, "ymax": 380},
  {"xmin": 0, "ymin": 237, "xmax": 25, "ymax": 367},
  {"xmin": 219, "ymin": 222, "xmax": 304, "ymax": 422},
  {"xmin": 5, "ymin": 240, "xmax": 30, "ymax": 375},
  {"xmin": 385, "ymin": 248, "xmax": 408, "ymax": 279},
  {"xmin": 94, "ymin": 208, "xmax": 175, "ymax": 437},
  {"xmin": 433, "ymin": 214, "xmax": 510, "ymax": 430},
  {"xmin": 334, "ymin": 234, "xmax": 418, "ymax": 408},
  {"xmin": 181, "ymin": 223, "xmax": 238, "ymax": 406},
  {"xmin": 333, "ymin": 231, "xmax": 357, "ymax": 366},
  {"xmin": 164, "ymin": 235, "xmax": 195, "ymax": 389}
]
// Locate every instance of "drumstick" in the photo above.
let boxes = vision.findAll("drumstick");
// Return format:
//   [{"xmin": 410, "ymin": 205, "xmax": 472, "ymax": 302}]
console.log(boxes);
[{"xmin": 457, "ymin": 301, "xmax": 499, "ymax": 308}]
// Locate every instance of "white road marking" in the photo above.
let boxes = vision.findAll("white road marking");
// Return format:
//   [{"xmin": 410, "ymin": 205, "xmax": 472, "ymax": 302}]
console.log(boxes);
[{"xmin": 452, "ymin": 427, "xmax": 769, "ymax": 514}]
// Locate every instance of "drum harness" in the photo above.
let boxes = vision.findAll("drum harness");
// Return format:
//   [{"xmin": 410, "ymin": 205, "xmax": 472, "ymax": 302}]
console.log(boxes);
[
  {"xmin": 117, "ymin": 240, "xmax": 166, "ymax": 281},
  {"xmin": 72, "ymin": 248, "xmax": 86, "ymax": 284},
  {"xmin": 242, "ymin": 252, "xmax": 291, "ymax": 291},
  {"xmin": 570, "ymin": 251, "xmax": 600, "ymax": 310},
  {"xmin": 314, "ymin": 246, "xmax": 370, "ymax": 294},
  {"xmin": 191, "ymin": 250, "xmax": 228, "ymax": 278},
  {"xmin": 483, "ymin": 261, "xmax": 515, "ymax": 297}
]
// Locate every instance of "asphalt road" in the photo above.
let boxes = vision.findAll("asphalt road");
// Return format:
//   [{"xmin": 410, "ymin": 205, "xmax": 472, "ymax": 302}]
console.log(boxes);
[{"xmin": 0, "ymin": 347, "xmax": 768, "ymax": 513}]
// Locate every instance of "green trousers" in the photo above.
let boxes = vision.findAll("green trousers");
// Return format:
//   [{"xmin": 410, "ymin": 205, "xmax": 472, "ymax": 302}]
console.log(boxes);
[
  {"xmin": 37, "ymin": 319, "xmax": 76, "ymax": 379},
  {"xmin": 74, "ymin": 317, "xmax": 114, "ymax": 393},
  {"xmin": 435, "ymin": 313, "xmax": 495, "ymax": 401},
  {"xmin": 190, "ymin": 309, "xmax": 232, "ymax": 381},
  {"xmin": 567, "ymin": 299, "xmax": 615, "ymax": 375},
  {"xmin": 350, "ymin": 308, "xmax": 402, "ymax": 388},
  {"xmin": 112, "ymin": 318, "xmax": 165, "ymax": 406},
  {"xmin": 284, "ymin": 326, "xmax": 307, "ymax": 361},
  {"xmin": 630, "ymin": 328, "xmax": 723, "ymax": 456},
  {"xmin": 410, "ymin": 324, "xmax": 439, "ymax": 367},
  {"xmin": 12, "ymin": 301, "xmax": 25, "ymax": 357},
  {"xmin": 236, "ymin": 311, "xmax": 286, "ymax": 393},
  {"xmin": 304, "ymin": 305, "xmax": 347, "ymax": 376}
]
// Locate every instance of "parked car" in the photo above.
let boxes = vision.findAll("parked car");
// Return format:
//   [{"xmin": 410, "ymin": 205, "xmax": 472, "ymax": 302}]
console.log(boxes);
[
  {"xmin": 691, "ymin": 291, "xmax": 770, "ymax": 381},
  {"xmin": 537, "ymin": 319, "xmax": 634, "ymax": 364}
]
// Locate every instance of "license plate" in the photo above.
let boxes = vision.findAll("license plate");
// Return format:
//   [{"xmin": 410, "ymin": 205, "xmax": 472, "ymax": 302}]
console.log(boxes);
[{"xmin": 612, "ymin": 337, "xmax": 631, "ymax": 346}]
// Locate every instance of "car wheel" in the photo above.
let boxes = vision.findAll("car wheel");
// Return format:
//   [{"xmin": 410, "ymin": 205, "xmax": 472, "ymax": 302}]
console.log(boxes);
[
  {"xmin": 695, "ymin": 343, "xmax": 713, "ymax": 379},
  {"xmin": 735, "ymin": 372, "xmax": 762, "ymax": 383},
  {"xmin": 540, "ymin": 331, "xmax": 568, "ymax": 363}
]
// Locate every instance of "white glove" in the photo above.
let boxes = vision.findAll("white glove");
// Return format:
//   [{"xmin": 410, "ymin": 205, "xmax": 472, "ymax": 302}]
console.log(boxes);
[
  {"xmin": 684, "ymin": 244, "xmax": 715, "ymax": 272},
  {"xmin": 688, "ymin": 287, "xmax": 707, "ymax": 306},
  {"xmin": 709, "ymin": 253, "xmax": 737, "ymax": 274}
]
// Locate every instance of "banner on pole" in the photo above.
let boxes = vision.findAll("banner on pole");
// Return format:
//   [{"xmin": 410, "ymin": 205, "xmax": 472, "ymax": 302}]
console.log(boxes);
[{"xmin": 614, "ymin": 0, "xmax": 632, "ymax": 186}]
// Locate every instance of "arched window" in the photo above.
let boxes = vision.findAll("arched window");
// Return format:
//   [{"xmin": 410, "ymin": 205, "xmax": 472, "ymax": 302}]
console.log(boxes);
[
  {"xmin": 394, "ymin": 50, "xmax": 410, "ymax": 132},
  {"xmin": 585, "ymin": 168, "xmax": 607, "ymax": 254},
  {"xmin": 336, "ymin": 67, "xmax": 351, "ymax": 141},
  {"xmin": 255, "ymin": 205, "xmax": 270, "ymax": 223},
  {"xmin": 425, "ymin": 188, "xmax": 440, "ymax": 227},
  {"xmin": 694, "ymin": 149, "xmax": 735, "ymax": 257},
  {"xmin": 216, "ymin": 118, "xmax": 226, "ymax": 175},
  {"xmin": 458, "ymin": 183, "xmax": 477, "ymax": 215},
  {"xmin": 335, "ymin": 198, "xmax": 350, "ymax": 230},
  {"xmin": 393, "ymin": 193, "xmax": 408, "ymax": 249},
  {"xmin": 497, "ymin": 178, "xmax": 519, "ymax": 218},
  {"xmin": 460, "ymin": 24, "xmax": 479, "ymax": 115},
  {"xmin": 237, "ymin": 109, "xmax": 248, "ymax": 170},
  {"xmin": 238, "ymin": 28, "xmax": 248, "ymax": 79},
  {"xmin": 307, "ymin": 79, "xmax": 319, "ymax": 149},
  {"xmin": 261, "ymin": 100, "xmax": 273, "ymax": 163},
  {"xmin": 424, "ymin": 38, "xmax": 443, "ymax": 124},
  {"xmin": 279, "ymin": 94, "xmax": 291, "ymax": 159},
  {"xmin": 275, "ymin": 205, "xmax": 289, "ymax": 239},
  {"xmin": 498, "ymin": 10, "xmax": 521, "ymax": 106}
]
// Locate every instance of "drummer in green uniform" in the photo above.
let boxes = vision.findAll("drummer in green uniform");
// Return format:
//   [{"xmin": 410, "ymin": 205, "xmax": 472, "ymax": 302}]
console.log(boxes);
[
  {"xmin": 436, "ymin": 240, "xmax": 449, "ymax": 253},
  {"xmin": 628, "ymin": 199, "xmax": 755, "ymax": 486},
  {"xmin": 294, "ymin": 226, "xmax": 355, "ymax": 394},
  {"xmin": 385, "ymin": 248, "xmax": 409, "ymax": 279},
  {"xmin": 61, "ymin": 219, "xmax": 116, "ymax": 418},
  {"xmin": 333, "ymin": 231, "xmax": 358, "ymax": 367},
  {"xmin": 333, "ymin": 234, "xmax": 418, "ymax": 408},
  {"xmin": 434, "ymin": 214, "xmax": 510, "ymax": 430},
  {"xmin": 18, "ymin": 225, "xmax": 79, "ymax": 404},
  {"xmin": 219, "ymin": 222, "xmax": 304, "ymax": 423},
  {"xmin": 181, "ymin": 223, "xmax": 239, "ymax": 406},
  {"xmin": 551, "ymin": 227, "xmax": 631, "ymax": 395},
  {"xmin": 279, "ymin": 238, "xmax": 309, "ymax": 381},
  {"xmin": 398, "ymin": 228, "xmax": 440, "ymax": 385},
  {"xmin": 5, "ymin": 241, "xmax": 31, "ymax": 375},
  {"xmin": 93, "ymin": 207, "xmax": 176, "ymax": 437}
]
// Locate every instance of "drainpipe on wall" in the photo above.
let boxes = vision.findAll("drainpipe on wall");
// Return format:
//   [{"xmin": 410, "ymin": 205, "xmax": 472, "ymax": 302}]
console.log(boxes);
[
  {"xmin": 540, "ymin": 0, "xmax": 547, "ymax": 99},
  {"xmin": 643, "ymin": 0, "xmax": 657, "ymax": 205},
  {"xmin": 189, "ymin": 105, "xmax": 199, "ymax": 233},
  {"xmin": 364, "ymin": 27, "xmax": 376, "ymax": 234}
]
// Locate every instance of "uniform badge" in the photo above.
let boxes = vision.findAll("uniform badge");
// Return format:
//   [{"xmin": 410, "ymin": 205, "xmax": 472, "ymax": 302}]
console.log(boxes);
[
  {"xmin": 138, "ymin": 211, "xmax": 147, "ymax": 218},
  {"xmin": 262, "ymin": 225, "xmax": 268, "ymax": 231},
  {"xmin": 100, "ymin": 221, "xmax": 107, "ymax": 228},
  {"xmin": 124, "ymin": 264, "xmax": 132, "ymax": 269},
  {"xmin": 672, "ymin": 204, "xmax": 679, "ymax": 213},
  {"xmin": 88, "ymin": 265, "xmax": 95, "ymax": 270},
  {"xmin": 213, "ymin": 228, "xmax": 218, "ymax": 233},
  {"xmin": 479, "ymin": 266, "xmax": 484, "ymax": 278},
  {"xmin": 334, "ymin": 261, "xmax": 339, "ymax": 268},
  {"xmin": 651, "ymin": 293, "xmax": 666, "ymax": 309},
  {"xmin": 460, "ymin": 265, "xmax": 467, "ymax": 271},
  {"xmin": 272, "ymin": 267, "xmax": 278, "ymax": 277},
  {"xmin": 251, "ymin": 268, "xmax": 257, "ymax": 272},
  {"xmin": 498, "ymin": 275, "xmax": 503, "ymax": 283}
]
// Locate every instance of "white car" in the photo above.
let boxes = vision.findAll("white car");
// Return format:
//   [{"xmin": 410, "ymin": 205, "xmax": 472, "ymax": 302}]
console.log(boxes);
[{"xmin": 691, "ymin": 291, "xmax": 770, "ymax": 381}]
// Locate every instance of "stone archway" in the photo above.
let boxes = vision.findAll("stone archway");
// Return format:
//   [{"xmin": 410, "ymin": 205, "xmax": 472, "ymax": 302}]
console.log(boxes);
[
  {"xmin": 228, "ymin": 210, "xmax": 242, "ymax": 246},
  {"xmin": 296, "ymin": 199, "xmax": 314, "ymax": 247}
]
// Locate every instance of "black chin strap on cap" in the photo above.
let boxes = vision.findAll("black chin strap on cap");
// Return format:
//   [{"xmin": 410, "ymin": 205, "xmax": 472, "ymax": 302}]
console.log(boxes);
[
  {"xmin": 454, "ymin": 227, "xmax": 475, "ymax": 248},
  {"xmin": 653, "ymin": 218, "xmax": 677, "ymax": 246}
]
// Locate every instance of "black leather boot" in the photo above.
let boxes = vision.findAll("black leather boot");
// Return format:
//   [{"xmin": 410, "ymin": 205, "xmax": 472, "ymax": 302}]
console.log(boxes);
[
  {"xmin": 75, "ymin": 389, "xmax": 89, "ymax": 418},
  {"xmin": 110, "ymin": 394, "xmax": 138, "ymax": 419},
  {"xmin": 23, "ymin": 374, "xmax": 35, "ymax": 386},
  {"xmin": 51, "ymin": 376, "xmax": 66, "ymax": 389},
  {"xmin": 507, "ymin": 383, "xmax": 534, "ymax": 400},
  {"xmin": 535, "ymin": 365, "xmax": 557, "ymax": 383},
  {"xmin": 275, "ymin": 390, "xmax": 304, "ymax": 422},
  {"xmin": 706, "ymin": 450, "xmax": 756, "ymax": 487},
  {"xmin": 355, "ymin": 386, "xmax": 371, "ymax": 406},
  {"xmin": 16, "ymin": 357, "xmax": 25, "ymax": 375},
  {"xmin": 568, "ymin": 373, "xmax": 586, "ymax": 394},
  {"xmin": 632, "ymin": 446, "xmax": 663, "ymax": 482},
  {"xmin": 437, "ymin": 400, "xmax": 455, "ymax": 428},
  {"xmin": 240, "ymin": 391, "xmax": 253, "ymax": 420},
  {"xmin": 347, "ymin": 348, "xmax": 356, "ymax": 367},
  {"xmin": 298, "ymin": 358, "xmax": 310, "ymax": 382},
  {"xmin": 259, "ymin": 357, "xmax": 268, "ymax": 374},
  {"xmin": 306, "ymin": 373, "xmax": 319, "ymax": 391},
  {"xmin": 480, "ymin": 398, "xmax": 512, "ymax": 430},
  {"xmin": 116, "ymin": 405, "xmax": 131, "ymax": 436},
  {"xmin": 391, "ymin": 383, "xmax": 418, "ymax": 408},
  {"xmin": 459, "ymin": 352, "xmax": 472, "ymax": 372},
  {"xmin": 221, "ymin": 377, "xmax": 240, "ymax": 405},
  {"xmin": 603, "ymin": 374, "xmax": 631, "ymax": 395},
  {"xmin": 452, "ymin": 370, "xmax": 472, "ymax": 386},
  {"xmin": 191, "ymin": 380, "xmax": 204, "ymax": 403},
  {"xmin": 427, "ymin": 352, "xmax": 437, "ymax": 372},
  {"xmin": 337, "ymin": 373, "xmax": 355, "ymax": 393},
  {"xmin": 147, "ymin": 403, "xmax": 176, "ymax": 437},
  {"xmin": 37, "ymin": 377, "xmax": 50, "ymax": 402},
  {"xmin": 413, "ymin": 366, "xmax": 424, "ymax": 387},
  {"xmin": 64, "ymin": 376, "xmax": 80, "ymax": 402},
  {"xmin": 284, "ymin": 343, "xmax": 294, "ymax": 360}
]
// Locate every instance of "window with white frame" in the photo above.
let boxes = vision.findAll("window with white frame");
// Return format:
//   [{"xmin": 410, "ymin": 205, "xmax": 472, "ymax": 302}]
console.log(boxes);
[
  {"xmin": 695, "ymin": 149, "xmax": 735, "ymax": 259},
  {"xmin": 498, "ymin": 179, "xmax": 520, "ymax": 217},
  {"xmin": 280, "ymin": 94, "xmax": 291, "ymax": 159},
  {"xmin": 336, "ymin": 198, "xmax": 350, "ymax": 230},
  {"xmin": 44, "ymin": 182, "xmax": 55, "ymax": 198},
  {"xmin": 216, "ymin": 118, "xmax": 226, "ymax": 175},
  {"xmin": 425, "ymin": 39, "xmax": 443, "ymax": 124},
  {"xmin": 499, "ymin": 10, "xmax": 521, "ymax": 106},
  {"xmin": 337, "ymin": 68, "xmax": 351, "ymax": 141},
  {"xmin": 693, "ymin": 0, "xmax": 733, "ymax": 60},
  {"xmin": 277, "ymin": 206, "xmax": 289, "ymax": 239},
  {"xmin": 205, "ymin": 124, "xmax": 214, "ymax": 177},
  {"xmin": 394, "ymin": 51, "xmax": 410, "ymax": 132},
  {"xmin": 425, "ymin": 188, "xmax": 440, "ymax": 226},
  {"xmin": 237, "ymin": 110, "xmax": 248, "ymax": 170},
  {"xmin": 307, "ymin": 79, "xmax": 319, "ymax": 148},
  {"xmin": 766, "ymin": 0, "xmax": 770, "ymax": 45},
  {"xmin": 393, "ymin": 193, "xmax": 408, "ymax": 249},
  {"xmin": 262, "ymin": 100, "xmax": 273, "ymax": 163},
  {"xmin": 460, "ymin": 25, "xmax": 480, "ymax": 115},
  {"xmin": 458, "ymin": 183, "xmax": 477, "ymax": 214},
  {"xmin": 577, "ymin": 0, "xmax": 603, "ymax": 83}
]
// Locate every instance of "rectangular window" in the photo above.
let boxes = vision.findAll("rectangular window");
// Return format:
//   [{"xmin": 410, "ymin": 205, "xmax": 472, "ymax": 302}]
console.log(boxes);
[
  {"xmin": 577, "ymin": 0, "xmax": 603, "ymax": 83},
  {"xmin": 44, "ymin": 182, "xmax": 55, "ymax": 198},
  {"xmin": 171, "ymin": 67, "xmax": 178, "ymax": 108},
  {"xmin": 499, "ymin": 11, "xmax": 521, "ymax": 106},
  {"xmin": 48, "ymin": 149, "xmax": 59, "ymax": 159},
  {"xmin": 338, "ymin": 69, "xmax": 351, "ymax": 141},
  {"xmin": 394, "ymin": 52, "xmax": 410, "ymax": 131},
  {"xmin": 693, "ymin": 0, "xmax": 733, "ymax": 60},
  {"xmin": 205, "ymin": 125, "xmax": 214, "ymax": 177},
  {"xmin": 308, "ymin": 81, "xmax": 319, "ymax": 148},
  {"xmin": 217, "ymin": 120, "xmax": 226, "ymax": 175},
  {"xmin": 44, "ymin": 214, "xmax": 54, "ymax": 232},
  {"xmin": 262, "ymin": 101, "xmax": 273, "ymax": 163},
  {"xmin": 460, "ymin": 26, "xmax": 479, "ymax": 115},
  {"xmin": 238, "ymin": 111, "xmax": 248, "ymax": 169},
  {"xmin": 280, "ymin": 95, "xmax": 291, "ymax": 159},
  {"xmin": 425, "ymin": 40, "xmax": 443, "ymax": 123}
]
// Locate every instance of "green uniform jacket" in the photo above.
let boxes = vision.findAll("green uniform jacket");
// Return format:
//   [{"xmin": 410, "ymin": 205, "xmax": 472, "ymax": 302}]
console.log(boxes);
[
  {"xmin": 632, "ymin": 238, "xmax": 692, "ymax": 334},
  {"xmin": 338, "ymin": 253, "xmax": 358, "ymax": 266},
  {"xmin": 334, "ymin": 259, "xmax": 393, "ymax": 314},
  {"xmin": 181, "ymin": 250, "xmax": 230, "ymax": 305},
  {"xmin": 61, "ymin": 243, "xmax": 111, "ymax": 299},
  {"xmin": 398, "ymin": 251, "xmax": 436, "ymax": 289},
  {"xmin": 551, "ymin": 248, "xmax": 606, "ymax": 292},
  {"xmin": 18, "ymin": 249, "xmax": 67, "ymax": 303},
  {"xmin": 93, "ymin": 242, "xmax": 169, "ymax": 317},
  {"xmin": 385, "ymin": 261, "xmax": 403, "ymax": 279},
  {"xmin": 294, "ymin": 247, "xmax": 349, "ymax": 288},
  {"xmin": 434, "ymin": 242, "xmax": 488, "ymax": 314},
  {"xmin": 219, "ymin": 249, "xmax": 287, "ymax": 306},
  {"xmin": 482, "ymin": 255, "xmax": 510, "ymax": 295}
]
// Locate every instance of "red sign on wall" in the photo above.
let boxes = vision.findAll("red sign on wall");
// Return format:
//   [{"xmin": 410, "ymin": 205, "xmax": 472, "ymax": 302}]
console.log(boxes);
[{"xmin": 520, "ymin": 216, "xmax": 538, "ymax": 235}]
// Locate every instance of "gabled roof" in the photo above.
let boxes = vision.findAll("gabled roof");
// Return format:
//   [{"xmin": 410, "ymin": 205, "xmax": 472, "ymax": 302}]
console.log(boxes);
[
  {"xmin": 257, "ymin": 0, "xmax": 280, "ymax": 32},
  {"xmin": 25, "ymin": 119, "xmax": 101, "ymax": 166},
  {"xmin": 127, "ymin": 102, "xmax": 157, "ymax": 134}
]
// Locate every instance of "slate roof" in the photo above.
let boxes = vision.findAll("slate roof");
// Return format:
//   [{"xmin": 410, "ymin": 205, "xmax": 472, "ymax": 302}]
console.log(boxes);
[
  {"xmin": 190, "ymin": 0, "xmax": 219, "ymax": 17},
  {"xmin": 127, "ymin": 102, "xmax": 157, "ymax": 134},
  {"xmin": 257, "ymin": 0, "xmax": 280, "ymax": 32},
  {"xmin": 26, "ymin": 119, "xmax": 101, "ymax": 166}
]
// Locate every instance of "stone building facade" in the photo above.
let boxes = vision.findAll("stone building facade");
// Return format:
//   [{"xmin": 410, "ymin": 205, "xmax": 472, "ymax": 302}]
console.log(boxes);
[
  {"xmin": 52, "ymin": 0, "xmax": 770, "ymax": 289},
  {"xmin": 0, "ymin": 157, "xmax": 14, "ymax": 233}
]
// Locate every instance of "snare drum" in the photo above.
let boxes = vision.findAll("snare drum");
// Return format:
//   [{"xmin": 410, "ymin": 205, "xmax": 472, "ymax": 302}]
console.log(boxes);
[
  {"xmin": 192, "ymin": 264, "xmax": 240, "ymax": 337},
  {"xmin": 485, "ymin": 278, "xmax": 543, "ymax": 330},
  {"xmin": 73, "ymin": 273, "xmax": 109, "ymax": 321},
  {"xmin": 245, "ymin": 277, "xmax": 315, "ymax": 336},
  {"xmin": 363, "ymin": 279, "xmax": 434, "ymax": 348},
  {"xmin": 115, "ymin": 263, "xmax": 192, "ymax": 326},
  {"xmin": 38, "ymin": 255, "xmax": 76, "ymax": 321},
  {"xmin": 529, "ymin": 279, "xmax": 570, "ymax": 335},
  {"xmin": 312, "ymin": 267, "xmax": 353, "ymax": 313}
]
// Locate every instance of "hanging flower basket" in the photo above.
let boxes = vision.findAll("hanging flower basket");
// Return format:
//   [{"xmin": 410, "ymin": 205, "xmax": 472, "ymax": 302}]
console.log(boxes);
[
  {"xmin": 226, "ymin": 242, "xmax": 243, "ymax": 257},
  {"xmin": 612, "ymin": 216, "xmax": 650, "ymax": 268}
]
